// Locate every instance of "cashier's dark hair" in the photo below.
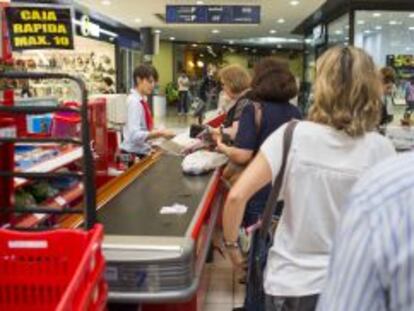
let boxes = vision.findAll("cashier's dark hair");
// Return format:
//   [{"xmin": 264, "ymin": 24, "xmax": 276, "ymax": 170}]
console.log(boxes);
[
  {"xmin": 249, "ymin": 57, "xmax": 298, "ymax": 103},
  {"xmin": 133, "ymin": 64, "xmax": 159, "ymax": 85}
]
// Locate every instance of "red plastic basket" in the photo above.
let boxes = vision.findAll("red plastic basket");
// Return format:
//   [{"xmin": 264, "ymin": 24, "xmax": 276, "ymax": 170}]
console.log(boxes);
[{"xmin": 0, "ymin": 224, "xmax": 107, "ymax": 311}]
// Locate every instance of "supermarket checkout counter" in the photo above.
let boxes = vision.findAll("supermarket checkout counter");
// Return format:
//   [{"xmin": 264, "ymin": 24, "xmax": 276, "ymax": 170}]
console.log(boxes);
[{"xmin": 63, "ymin": 151, "xmax": 223, "ymax": 308}]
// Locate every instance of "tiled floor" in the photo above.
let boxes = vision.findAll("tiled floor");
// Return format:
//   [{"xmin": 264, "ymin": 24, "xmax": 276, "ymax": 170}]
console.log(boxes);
[{"xmin": 203, "ymin": 250, "xmax": 245, "ymax": 311}]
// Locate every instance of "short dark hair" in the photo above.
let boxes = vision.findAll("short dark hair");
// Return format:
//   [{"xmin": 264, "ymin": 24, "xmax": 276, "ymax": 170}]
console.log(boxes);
[
  {"xmin": 250, "ymin": 57, "xmax": 298, "ymax": 103},
  {"xmin": 133, "ymin": 64, "xmax": 159, "ymax": 86}
]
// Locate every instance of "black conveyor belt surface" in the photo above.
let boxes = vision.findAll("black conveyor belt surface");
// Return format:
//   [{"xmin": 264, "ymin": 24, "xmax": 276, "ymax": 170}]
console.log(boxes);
[{"xmin": 98, "ymin": 155, "xmax": 213, "ymax": 237}]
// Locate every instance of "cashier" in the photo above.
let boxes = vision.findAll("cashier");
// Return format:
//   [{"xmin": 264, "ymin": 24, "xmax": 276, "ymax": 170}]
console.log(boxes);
[{"xmin": 120, "ymin": 64, "xmax": 175, "ymax": 157}]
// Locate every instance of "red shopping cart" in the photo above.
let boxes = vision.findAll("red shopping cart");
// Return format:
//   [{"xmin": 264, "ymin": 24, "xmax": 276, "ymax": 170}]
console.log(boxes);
[{"xmin": 0, "ymin": 71, "xmax": 107, "ymax": 310}]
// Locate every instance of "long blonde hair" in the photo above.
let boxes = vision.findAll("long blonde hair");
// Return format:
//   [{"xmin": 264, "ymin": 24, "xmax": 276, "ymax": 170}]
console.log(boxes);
[{"xmin": 308, "ymin": 46, "xmax": 382, "ymax": 137}]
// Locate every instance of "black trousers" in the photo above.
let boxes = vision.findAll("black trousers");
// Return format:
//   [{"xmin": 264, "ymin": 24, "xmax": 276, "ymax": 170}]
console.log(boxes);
[
  {"xmin": 178, "ymin": 91, "xmax": 189, "ymax": 113},
  {"xmin": 265, "ymin": 294, "xmax": 319, "ymax": 311}
]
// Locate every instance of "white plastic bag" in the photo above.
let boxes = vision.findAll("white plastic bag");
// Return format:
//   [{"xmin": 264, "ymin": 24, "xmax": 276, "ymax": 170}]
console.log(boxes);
[{"xmin": 182, "ymin": 150, "xmax": 227, "ymax": 175}]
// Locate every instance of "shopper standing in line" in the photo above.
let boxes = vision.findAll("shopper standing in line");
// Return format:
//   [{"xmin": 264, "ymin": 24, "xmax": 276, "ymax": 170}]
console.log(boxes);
[
  {"xmin": 222, "ymin": 46, "xmax": 396, "ymax": 311},
  {"xmin": 177, "ymin": 71, "xmax": 190, "ymax": 115},
  {"xmin": 317, "ymin": 152, "xmax": 414, "ymax": 311},
  {"xmin": 212, "ymin": 64, "xmax": 252, "ymax": 141},
  {"xmin": 379, "ymin": 67, "xmax": 396, "ymax": 125},
  {"xmin": 120, "ymin": 64, "xmax": 175, "ymax": 159},
  {"xmin": 405, "ymin": 77, "xmax": 414, "ymax": 113},
  {"xmin": 218, "ymin": 58, "xmax": 302, "ymax": 311}
]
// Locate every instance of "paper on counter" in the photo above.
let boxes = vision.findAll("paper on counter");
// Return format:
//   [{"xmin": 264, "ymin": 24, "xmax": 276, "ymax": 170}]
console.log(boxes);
[{"xmin": 160, "ymin": 204, "xmax": 188, "ymax": 215}]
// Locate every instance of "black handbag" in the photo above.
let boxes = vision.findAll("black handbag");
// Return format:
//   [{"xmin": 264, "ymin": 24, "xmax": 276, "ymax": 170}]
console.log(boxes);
[{"xmin": 246, "ymin": 120, "xmax": 298, "ymax": 311}]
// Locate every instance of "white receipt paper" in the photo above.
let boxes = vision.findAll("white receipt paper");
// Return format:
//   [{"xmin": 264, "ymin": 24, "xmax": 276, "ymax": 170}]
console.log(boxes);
[{"xmin": 160, "ymin": 204, "xmax": 188, "ymax": 215}]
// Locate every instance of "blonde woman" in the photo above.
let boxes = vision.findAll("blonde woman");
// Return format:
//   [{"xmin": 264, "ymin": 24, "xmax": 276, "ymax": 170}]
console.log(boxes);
[
  {"xmin": 213, "ymin": 64, "xmax": 252, "ymax": 140},
  {"xmin": 222, "ymin": 46, "xmax": 396, "ymax": 311}
]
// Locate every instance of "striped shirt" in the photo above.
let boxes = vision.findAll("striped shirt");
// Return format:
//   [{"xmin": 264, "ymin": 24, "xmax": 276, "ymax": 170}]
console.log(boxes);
[{"xmin": 318, "ymin": 152, "xmax": 414, "ymax": 311}]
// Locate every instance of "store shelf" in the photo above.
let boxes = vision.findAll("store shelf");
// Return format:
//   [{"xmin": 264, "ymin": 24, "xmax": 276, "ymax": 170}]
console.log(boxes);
[
  {"xmin": 14, "ymin": 182, "xmax": 85, "ymax": 228},
  {"xmin": 14, "ymin": 147, "xmax": 83, "ymax": 188}
]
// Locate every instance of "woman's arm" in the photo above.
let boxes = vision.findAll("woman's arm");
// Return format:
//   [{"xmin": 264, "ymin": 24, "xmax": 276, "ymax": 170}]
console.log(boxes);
[
  {"xmin": 216, "ymin": 139, "xmax": 253, "ymax": 165},
  {"xmin": 223, "ymin": 152, "xmax": 273, "ymax": 265}
]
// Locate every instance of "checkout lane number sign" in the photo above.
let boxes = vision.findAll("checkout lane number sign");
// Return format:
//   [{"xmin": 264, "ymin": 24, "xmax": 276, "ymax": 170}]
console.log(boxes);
[{"xmin": 5, "ymin": 5, "xmax": 74, "ymax": 51}]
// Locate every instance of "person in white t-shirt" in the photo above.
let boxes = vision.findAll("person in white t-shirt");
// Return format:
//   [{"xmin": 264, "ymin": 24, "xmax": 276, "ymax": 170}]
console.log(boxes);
[
  {"xmin": 222, "ymin": 46, "xmax": 396, "ymax": 311},
  {"xmin": 177, "ymin": 71, "xmax": 190, "ymax": 115}
]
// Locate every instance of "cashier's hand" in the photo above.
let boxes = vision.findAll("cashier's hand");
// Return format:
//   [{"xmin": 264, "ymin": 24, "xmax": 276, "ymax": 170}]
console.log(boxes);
[{"xmin": 158, "ymin": 129, "xmax": 176, "ymax": 139}]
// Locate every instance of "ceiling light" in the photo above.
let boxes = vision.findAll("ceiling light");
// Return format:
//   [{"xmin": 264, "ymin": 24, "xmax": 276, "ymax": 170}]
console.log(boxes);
[
  {"xmin": 364, "ymin": 30, "xmax": 372, "ymax": 34},
  {"xmin": 134, "ymin": 18, "xmax": 142, "ymax": 23},
  {"xmin": 192, "ymin": 43, "xmax": 198, "ymax": 47},
  {"xmin": 196, "ymin": 0, "xmax": 204, "ymax": 4},
  {"xmin": 277, "ymin": 44, "xmax": 283, "ymax": 49},
  {"xmin": 277, "ymin": 18, "xmax": 285, "ymax": 24},
  {"xmin": 101, "ymin": 0, "xmax": 111, "ymax": 5},
  {"xmin": 229, "ymin": 40, "xmax": 234, "ymax": 45},
  {"xmin": 170, "ymin": 37, "xmax": 176, "ymax": 41},
  {"xmin": 212, "ymin": 29, "xmax": 220, "ymax": 34},
  {"xmin": 375, "ymin": 25, "xmax": 383, "ymax": 30},
  {"xmin": 269, "ymin": 29, "xmax": 277, "ymax": 34},
  {"xmin": 335, "ymin": 30, "xmax": 343, "ymax": 35},
  {"xmin": 197, "ymin": 60, "xmax": 204, "ymax": 68},
  {"xmin": 410, "ymin": 13, "xmax": 414, "ymax": 18},
  {"xmin": 409, "ymin": 26, "xmax": 414, "ymax": 31},
  {"xmin": 154, "ymin": 29, "xmax": 162, "ymax": 34},
  {"xmin": 357, "ymin": 20, "xmax": 365, "ymax": 25},
  {"xmin": 389, "ymin": 20, "xmax": 398, "ymax": 25},
  {"xmin": 373, "ymin": 12, "xmax": 382, "ymax": 17},
  {"xmin": 290, "ymin": 1, "xmax": 300, "ymax": 6}
]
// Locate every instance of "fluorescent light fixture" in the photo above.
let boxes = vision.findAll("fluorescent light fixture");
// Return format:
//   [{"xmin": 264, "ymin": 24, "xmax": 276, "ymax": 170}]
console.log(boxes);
[
  {"xmin": 409, "ymin": 26, "xmax": 414, "ymax": 31},
  {"xmin": 373, "ymin": 12, "xmax": 382, "ymax": 17},
  {"xmin": 228, "ymin": 37, "xmax": 303, "ymax": 46},
  {"xmin": 134, "ymin": 18, "xmax": 142, "ymax": 23},
  {"xmin": 212, "ymin": 29, "xmax": 220, "ymax": 34},
  {"xmin": 154, "ymin": 29, "xmax": 162, "ymax": 34},
  {"xmin": 269, "ymin": 29, "xmax": 277, "ymax": 34},
  {"xmin": 375, "ymin": 25, "xmax": 383, "ymax": 30},
  {"xmin": 192, "ymin": 43, "xmax": 198, "ymax": 47},
  {"xmin": 196, "ymin": 0, "xmax": 204, "ymax": 4},
  {"xmin": 364, "ymin": 30, "xmax": 372, "ymax": 34},
  {"xmin": 277, "ymin": 18, "xmax": 285, "ymax": 24},
  {"xmin": 101, "ymin": 0, "xmax": 111, "ymax": 5},
  {"xmin": 389, "ymin": 20, "xmax": 398, "ymax": 25},
  {"xmin": 290, "ymin": 0, "xmax": 300, "ymax": 6},
  {"xmin": 169, "ymin": 37, "xmax": 175, "ymax": 40},
  {"xmin": 357, "ymin": 20, "xmax": 365, "ymax": 25},
  {"xmin": 410, "ymin": 13, "xmax": 414, "ymax": 18},
  {"xmin": 335, "ymin": 30, "xmax": 343, "ymax": 35}
]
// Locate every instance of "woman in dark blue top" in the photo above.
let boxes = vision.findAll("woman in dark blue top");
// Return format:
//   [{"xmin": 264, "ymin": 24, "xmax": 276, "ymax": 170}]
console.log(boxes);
[{"xmin": 218, "ymin": 57, "xmax": 302, "ymax": 227}]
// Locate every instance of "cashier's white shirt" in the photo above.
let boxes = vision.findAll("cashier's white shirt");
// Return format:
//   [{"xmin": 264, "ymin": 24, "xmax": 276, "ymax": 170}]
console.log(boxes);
[
  {"xmin": 260, "ymin": 121, "xmax": 396, "ymax": 297},
  {"xmin": 120, "ymin": 89, "xmax": 151, "ymax": 155}
]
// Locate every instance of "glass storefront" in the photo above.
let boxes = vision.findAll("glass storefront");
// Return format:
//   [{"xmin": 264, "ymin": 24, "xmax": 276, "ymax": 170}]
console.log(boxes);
[
  {"xmin": 328, "ymin": 14, "xmax": 350, "ymax": 48},
  {"xmin": 354, "ymin": 11, "xmax": 414, "ymax": 106}
]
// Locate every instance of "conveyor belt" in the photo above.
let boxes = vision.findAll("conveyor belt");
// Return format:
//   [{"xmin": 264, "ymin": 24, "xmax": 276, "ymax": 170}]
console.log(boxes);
[{"xmin": 98, "ymin": 154, "xmax": 213, "ymax": 237}]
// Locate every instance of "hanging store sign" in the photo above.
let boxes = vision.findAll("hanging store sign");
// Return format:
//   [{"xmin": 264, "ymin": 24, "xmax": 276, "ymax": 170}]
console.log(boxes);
[
  {"xmin": 166, "ymin": 5, "xmax": 261, "ymax": 24},
  {"xmin": 5, "ymin": 5, "xmax": 74, "ymax": 51}
]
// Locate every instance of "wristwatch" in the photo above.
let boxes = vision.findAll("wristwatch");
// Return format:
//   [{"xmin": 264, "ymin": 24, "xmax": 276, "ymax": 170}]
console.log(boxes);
[{"xmin": 223, "ymin": 239, "xmax": 239, "ymax": 249}]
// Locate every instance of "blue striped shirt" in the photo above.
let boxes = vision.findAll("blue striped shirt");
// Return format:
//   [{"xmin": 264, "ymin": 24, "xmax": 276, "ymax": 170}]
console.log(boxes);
[{"xmin": 318, "ymin": 153, "xmax": 414, "ymax": 311}]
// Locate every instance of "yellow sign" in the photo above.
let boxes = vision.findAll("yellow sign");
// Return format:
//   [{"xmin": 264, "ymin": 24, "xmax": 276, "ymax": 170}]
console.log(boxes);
[{"xmin": 5, "ymin": 6, "xmax": 74, "ymax": 50}]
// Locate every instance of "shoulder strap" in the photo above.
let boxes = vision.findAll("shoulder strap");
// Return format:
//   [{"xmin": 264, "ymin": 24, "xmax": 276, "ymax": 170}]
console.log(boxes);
[
  {"xmin": 252, "ymin": 101, "xmax": 263, "ymax": 135},
  {"xmin": 259, "ymin": 120, "xmax": 298, "ymax": 239}
]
